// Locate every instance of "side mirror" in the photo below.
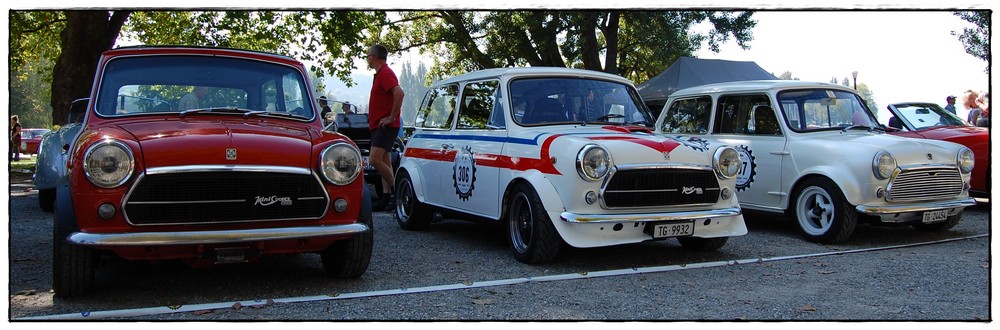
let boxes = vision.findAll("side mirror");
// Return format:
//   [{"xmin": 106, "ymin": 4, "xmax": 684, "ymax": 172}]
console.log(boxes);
[{"xmin": 68, "ymin": 98, "xmax": 89, "ymax": 124}]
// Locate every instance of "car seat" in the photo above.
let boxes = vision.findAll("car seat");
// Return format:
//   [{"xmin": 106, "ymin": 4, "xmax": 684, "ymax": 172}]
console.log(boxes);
[{"xmin": 524, "ymin": 98, "xmax": 567, "ymax": 124}]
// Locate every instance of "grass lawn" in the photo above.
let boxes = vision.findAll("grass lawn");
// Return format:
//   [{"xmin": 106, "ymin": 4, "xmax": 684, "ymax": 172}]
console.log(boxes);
[{"xmin": 8, "ymin": 156, "xmax": 37, "ymax": 182}]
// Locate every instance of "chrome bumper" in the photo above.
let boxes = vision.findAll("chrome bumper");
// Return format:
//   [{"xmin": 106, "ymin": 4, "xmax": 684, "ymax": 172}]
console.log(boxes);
[
  {"xmin": 560, "ymin": 207, "xmax": 742, "ymax": 223},
  {"xmin": 855, "ymin": 198, "xmax": 976, "ymax": 215},
  {"xmin": 68, "ymin": 223, "xmax": 369, "ymax": 247}
]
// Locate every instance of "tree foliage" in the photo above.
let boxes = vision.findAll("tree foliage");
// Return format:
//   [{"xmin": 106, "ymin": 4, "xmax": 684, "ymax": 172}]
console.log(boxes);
[
  {"xmin": 10, "ymin": 10, "xmax": 755, "ymax": 127},
  {"xmin": 379, "ymin": 10, "xmax": 756, "ymax": 84},
  {"xmin": 952, "ymin": 10, "xmax": 990, "ymax": 72}
]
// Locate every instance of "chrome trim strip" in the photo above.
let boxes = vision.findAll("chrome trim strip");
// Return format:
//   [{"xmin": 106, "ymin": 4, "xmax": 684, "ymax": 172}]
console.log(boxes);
[
  {"xmin": 560, "ymin": 207, "xmax": 741, "ymax": 223},
  {"xmin": 612, "ymin": 163, "xmax": 713, "ymax": 171},
  {"xmin": 68, "ymin": 223, "xmax": 368, "ymax": 247},
  {"xmin": 127, "ymin": 199, "xmax": 246, "ymax": 205},
  {"xmin": 856, "ymin": 198, "xmax": 976, "ymax": 215},
  {"xmin": 145, "ymin": 165, "xmax": 311, "ymax": 176}
]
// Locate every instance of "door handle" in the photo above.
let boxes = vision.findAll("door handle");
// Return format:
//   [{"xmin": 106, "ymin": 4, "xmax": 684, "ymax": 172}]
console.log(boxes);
[{"xmin": 441, "ymin": 143, "xmax": 455, "ymax": 151}]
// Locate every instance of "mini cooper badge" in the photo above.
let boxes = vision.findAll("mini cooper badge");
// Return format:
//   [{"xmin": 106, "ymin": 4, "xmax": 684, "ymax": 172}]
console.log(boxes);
[
  {"xmin": 453, "ymin": 146, "xmax": 477, "ymax": 201},
  {"xmin": 226, "ymin": 148, "xmax": 237, "ymax": 160}
]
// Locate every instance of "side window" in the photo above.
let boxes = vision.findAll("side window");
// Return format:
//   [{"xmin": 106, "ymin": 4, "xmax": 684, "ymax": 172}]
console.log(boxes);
[
  {"xmin": 660, "ymin": 96, "xmax": 712, "ymax": 134},
  {"xmin": 713, "ymin": 94, "xmax": 772, "ymax": 135},
  {"xmin": 457, "ymin": 80, "xmax": 500, "ymax": 130},
  {"xmin": 416, "ymin": 84, "xmax": 458, "ymax": 129}
]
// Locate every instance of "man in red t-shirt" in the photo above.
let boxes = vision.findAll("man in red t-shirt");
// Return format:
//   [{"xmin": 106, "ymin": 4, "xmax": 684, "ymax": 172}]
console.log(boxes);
[{"xmin": 366, "ymin": 44, "xmax": 405, "ymax": 210}]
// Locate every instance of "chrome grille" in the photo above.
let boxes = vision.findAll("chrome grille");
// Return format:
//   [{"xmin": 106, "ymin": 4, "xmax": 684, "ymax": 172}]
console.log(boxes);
[
  {"xmin": 602, "ymin": 167, "xmax": 720, "ymax": 208},
  {"xmin": 887, "ymin": 167, "xmax": 964, "ymax": 202},
  {"xmin": 124, "ymin": 170, "xmax": 328, "ymax": 225}
]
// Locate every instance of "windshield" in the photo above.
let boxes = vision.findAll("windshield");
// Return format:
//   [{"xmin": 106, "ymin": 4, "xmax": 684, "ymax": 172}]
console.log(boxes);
[
  {"xmin": 94, "ymin": 55, "xmax": 314, "ymax": 120},
  {"xmin": 886, "ymin": 103, "xmax": 970, "ymax": 130},
  {"xmin": 778, "ymin": 89, "xmax": 876, "ymax": 132},
  {"xmin": 509, "ymin": 77, "xmax": 652, "ymax": 127}
]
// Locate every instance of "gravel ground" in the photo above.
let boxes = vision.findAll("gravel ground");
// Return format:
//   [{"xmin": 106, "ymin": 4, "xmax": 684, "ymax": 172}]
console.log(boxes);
[{"xmin": 6, "ymin": 172, "xmax": 993, "ymax": 322}]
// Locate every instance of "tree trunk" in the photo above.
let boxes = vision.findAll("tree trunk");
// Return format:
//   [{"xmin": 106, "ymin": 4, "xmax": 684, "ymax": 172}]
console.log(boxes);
[
  {"xmin": 579, "ymin": 13, "xmax": 602, "ymax": 71},
  {"xmin": 50, "ymin": 10, "xmax": 129, "ymax": 126},
  {"xmin": 602, "ymin": 11, "xmax": 620, "ymax": 75}
]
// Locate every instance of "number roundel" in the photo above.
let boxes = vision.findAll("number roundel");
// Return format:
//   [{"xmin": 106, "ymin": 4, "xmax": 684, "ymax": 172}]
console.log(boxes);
[
  {"xmin": 453, "ymin": 146, "xmax": 477, "ymax": 201},
  {"xmin": 734, "ymin": 145, "xmax": 756, "ymax": 191}
]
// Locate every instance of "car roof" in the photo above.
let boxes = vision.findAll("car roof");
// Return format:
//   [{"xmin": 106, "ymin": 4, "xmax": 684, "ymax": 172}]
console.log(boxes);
[
  {"xmin": 669, "ymin": 79, "xmax": 856, "ymax": 97},
  {"xmin": 103, "ymin": 45, "xmax": 301, "ymax": 66},
  {"xmin": 430, "ymin": 67, "xmax": 635, "ymax": 88}
]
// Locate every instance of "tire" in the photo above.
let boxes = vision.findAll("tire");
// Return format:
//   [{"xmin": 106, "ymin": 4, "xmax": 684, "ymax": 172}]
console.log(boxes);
[
  {"xmin": 38, "ymin": 188, "xmax": 55, "ymax": 213},
  {"xmin": 505, "ymin": 183, "xmax": 563, "ymax": 264},
  {"xmin": 51, "ymin": 186, "xmax": 96, "ymax": 298},
  {"xmin": 677, "ymin": 236, "xmax": 728, "ymax": 251},
  {"xmin": 791, "ymin": 178, "xmax": 857, "ymax": 243},
  {"xmin": 394, "ymin": 171, "xmax": 432, "ymax": 230},
  {"xmin": 912, "ymin": 211, "xmax": 962, "ymax": 231},
  {"xmin": 321, "ymin": 186, "xmax": 373, "ymax": 278}
]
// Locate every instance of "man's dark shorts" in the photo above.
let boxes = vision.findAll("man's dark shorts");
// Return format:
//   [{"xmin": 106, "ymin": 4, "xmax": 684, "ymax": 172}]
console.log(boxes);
[{"xmin": 371, "ymin": 126, "xmax": 400, "ymax": 150}]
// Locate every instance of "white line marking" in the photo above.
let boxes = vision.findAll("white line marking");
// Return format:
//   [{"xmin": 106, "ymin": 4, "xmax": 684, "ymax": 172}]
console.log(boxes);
[{"xmin": 17, "ymin": 234, "xmax": 987, "ymax": 320}]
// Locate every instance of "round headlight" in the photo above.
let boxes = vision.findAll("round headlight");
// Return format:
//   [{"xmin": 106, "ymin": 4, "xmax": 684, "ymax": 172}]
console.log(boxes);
[
  {"xmin": 320, "ymin": 142, "xmax": 362, "ymax": 185},
  {"xmin": 577, "ymin": 144, "xmax": 612, "ymax": 181},
  {"xmin": 83, "ymin": 140, "xmax": 135, "ymax": 188},
  {"xmin": 713, "ymin": 147, "xmax": 741, "ymax": 179},
  {"xmin": 872, "ymin": 150, "xmax": 897, "ymax": 180},
  {"xmin": 957, "ymin": 147, "xmax": 974, "ymax": 174}
]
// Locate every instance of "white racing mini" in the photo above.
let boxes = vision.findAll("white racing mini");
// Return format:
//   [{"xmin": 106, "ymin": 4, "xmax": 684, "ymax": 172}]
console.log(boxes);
[
  {"xmin": 654, "ymin": 80, "xmax": 976, "ymax": 243},
  {"xmin": 394, "ymin": 67, "xmax": 747, "ymax": 263}
]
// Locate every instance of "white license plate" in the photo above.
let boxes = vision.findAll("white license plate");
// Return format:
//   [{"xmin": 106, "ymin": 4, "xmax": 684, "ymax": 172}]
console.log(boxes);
[
  {"xmin": 653, "ymin": 221, "xmax": 695, "ymax": 238},
  {"xmin": 922, "ymin": 210, "xmax": 949, "ymax": 223}
]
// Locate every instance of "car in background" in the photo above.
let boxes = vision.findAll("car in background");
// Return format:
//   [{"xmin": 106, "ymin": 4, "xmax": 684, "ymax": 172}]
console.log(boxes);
[
  {"xmin": 654, "ymin": 80, "xmax": 976, "ymax": 243},
  {"xmin": 19, "ymin": 128, "xmax": 51, "ymax": 155},
  {"xmin": 395, "ymin": 67, "xmax": 747, "ymax": 264},
  {"xmin": 50, "ymin": 46, "xmax": 373, "ymax": 297},
  {"xmin": 882, "ymin": 102, "xmax": 989, "ymax": 198},
  {"xmin": 323, "ymin": 100, "xmax": 404, "ymax": 209},
  {"xmin": 34, "ymin": 98, "xmax": 88, "ymax": 212}
]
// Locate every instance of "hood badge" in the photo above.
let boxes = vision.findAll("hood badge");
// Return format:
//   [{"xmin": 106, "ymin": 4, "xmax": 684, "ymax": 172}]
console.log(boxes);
[
  {"xmin": 682, "ymin": 186, "xmax": 704, "ymax": 195},
  {"xmin": 926, "ymin": 153, "xmax": 933, "ymax": 160},
  {"xmin": 227, "ymin": 148, "xmax": 237, "ymax": 160}
]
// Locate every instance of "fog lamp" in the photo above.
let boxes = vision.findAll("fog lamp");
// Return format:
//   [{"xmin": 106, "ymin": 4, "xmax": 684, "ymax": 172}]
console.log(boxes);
[
  {"xmin": 98, "ymin": 203, "xmax": 116, "ymax": 220},
  {"xmin": 334, "ymin": 198, "xmax": 349, "ymax": 213},
  {"xmin": 585, "ymin": 191, "xmax": 599, "ymax": 205},
  {"xmin": 720, "ymin": 188, "xmax": 733, "ymax": 200}
]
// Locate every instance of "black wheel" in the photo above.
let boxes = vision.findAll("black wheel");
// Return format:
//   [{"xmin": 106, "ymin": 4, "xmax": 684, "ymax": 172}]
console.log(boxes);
[
  {"xmin": 38, "ymin": 188, "xmax": 55, "ymax": 213},
  {"xmin": 394, "ymin": 171, "xmax": 433, "ymax": 230},
  {"xmin": 677, "ymin": 236, "xmax": 728, "ymax": 251},
  {"xmin": 321, "ymin": 186, "xmax": 373, "ymax": 278},
  {"xmin": 791, "ymin": 178, "xmax": 857, "ymax": 243},
  {"xmin": 506, "ymin": 183, "xmax": 563, "ymax": 264},
  {"xmin": 912, "ymin": 211, "xmax": 962, "ymax": 231},
  {"xmin": 51, "ymin": 186, "xmax": 96, "ymax": 298}
]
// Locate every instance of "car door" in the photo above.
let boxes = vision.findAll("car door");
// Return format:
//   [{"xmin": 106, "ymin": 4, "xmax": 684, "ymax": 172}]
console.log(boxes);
[
  {"xmin": 437, "ymin": 80, "xmax": 505, "ymax": 219},
  {"xmin": 409, "ymin": 83, "xmax": 460, "ymax": 207},
  {"xmin": 712, "ymin": 94, "xmax": 787, "ymax": 210}
]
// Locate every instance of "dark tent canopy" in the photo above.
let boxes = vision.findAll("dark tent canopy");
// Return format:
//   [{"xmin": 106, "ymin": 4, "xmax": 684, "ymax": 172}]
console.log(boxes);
[{"xmin": 637, "ymin": 57, "xmax": 777, "ymax": 113}]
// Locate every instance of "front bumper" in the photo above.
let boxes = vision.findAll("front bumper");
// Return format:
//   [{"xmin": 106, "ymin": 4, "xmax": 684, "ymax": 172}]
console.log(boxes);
[
  {"xmin": 67, "ymin": 223, "xmax": 369, "ymax": 247},
  {"xmin": 560, "ymin": 206, "xmax": 742, "ymax": 223},
  {"xmin": 855, "ymin": 198, "xmax": 976, "ymax": 215}
]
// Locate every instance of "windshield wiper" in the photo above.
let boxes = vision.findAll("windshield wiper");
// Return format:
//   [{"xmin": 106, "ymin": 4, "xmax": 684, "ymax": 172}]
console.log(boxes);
[
  {"xmin": 180, "ymin": 107, "xmax": 252, "ymax": 117},
  {"xmin": 841, "ymin": 124, "xmax": 874, "ymax": 133}
]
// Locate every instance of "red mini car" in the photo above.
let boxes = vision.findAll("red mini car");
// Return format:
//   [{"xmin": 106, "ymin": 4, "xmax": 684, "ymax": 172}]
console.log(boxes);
[
  {"xmin": 884, "ymin": 102, "xmax": 989, "ymax": 197},
  {"xmin": 19, "ymin": 128, "xmax": 50, "ymax": 155},
  {"xmin": 52, "ymin": 46, "xmax": 373, "ymax": 297}
]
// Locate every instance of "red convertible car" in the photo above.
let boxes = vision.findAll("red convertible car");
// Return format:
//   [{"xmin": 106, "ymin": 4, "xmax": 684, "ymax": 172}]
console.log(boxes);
[
  {"xmin": 52, "ymin": 46, "xmax": 373, "ymax": 297},
  {"xmin": 19, "ymin": 128, "xmax": 50, "ymax": 155},
  {"xmin": 885, "ymin": 102, "xmax": 989, "ymax": 197}
]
